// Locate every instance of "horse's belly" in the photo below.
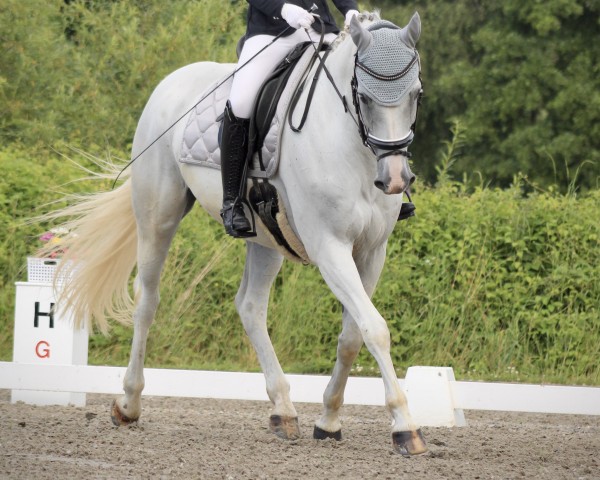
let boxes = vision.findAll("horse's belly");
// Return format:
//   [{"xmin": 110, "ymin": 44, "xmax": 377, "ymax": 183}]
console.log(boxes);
[{"xmin": 179, "ymin": 163, "xmax": 286, "ymax": 252}]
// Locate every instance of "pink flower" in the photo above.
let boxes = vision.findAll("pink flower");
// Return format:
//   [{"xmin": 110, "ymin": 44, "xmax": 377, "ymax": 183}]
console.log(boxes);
[{"xmin": 39, "ymin": 232, "xmax": 55, "ymax": 242}]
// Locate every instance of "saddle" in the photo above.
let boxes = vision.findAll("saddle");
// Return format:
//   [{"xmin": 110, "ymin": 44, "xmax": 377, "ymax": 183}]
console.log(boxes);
[
  {"xmin": 244, "ymin": 42, "xmax": 316, "ymax": 261},
  {"xmin": 250, "ymin": 42, "xmax": 314, "ymax": 170}
]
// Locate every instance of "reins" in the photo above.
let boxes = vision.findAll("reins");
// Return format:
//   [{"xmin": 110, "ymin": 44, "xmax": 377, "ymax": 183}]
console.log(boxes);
[{"xmin": 288, "ymin": 19, "xmax": 356, "ymax": 134}]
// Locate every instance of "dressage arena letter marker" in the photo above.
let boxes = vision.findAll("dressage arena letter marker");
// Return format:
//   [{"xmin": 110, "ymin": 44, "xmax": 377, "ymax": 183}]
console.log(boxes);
[
  {"xmin": 404, "ymin": 366, "xmax": 467, "ymax": 427},
  {"xmin": 34, "ymin": 302, "xmax": 55, "ymax": 328},
  {"xmin": 12, "ymin": 280, "xmax": 88, "ymax": 407},
  {"xmin": 35, "ymin": 341, "xmax": 50, "ymax": 359}
]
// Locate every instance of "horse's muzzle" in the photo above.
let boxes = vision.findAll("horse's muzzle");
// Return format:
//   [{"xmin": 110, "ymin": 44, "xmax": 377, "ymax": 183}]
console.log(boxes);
[{"xmin": 374, "ymin": 153, "xmax": 415, "ymax": 195}]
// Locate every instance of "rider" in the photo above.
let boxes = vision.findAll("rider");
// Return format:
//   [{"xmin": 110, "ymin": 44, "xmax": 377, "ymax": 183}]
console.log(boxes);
[{"xmin": 220, "ymin": 0, "xmax": 359, "ymax": 237}]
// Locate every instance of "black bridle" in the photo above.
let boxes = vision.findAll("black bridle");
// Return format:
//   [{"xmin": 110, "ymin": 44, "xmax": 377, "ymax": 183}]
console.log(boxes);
[
  {"xmin": 289, "ymin": 23, "xmax": 423, "ymax": 163},
  {"xmin": 351, "ymin": 51, "xmax": 422, "ymax": 161}
]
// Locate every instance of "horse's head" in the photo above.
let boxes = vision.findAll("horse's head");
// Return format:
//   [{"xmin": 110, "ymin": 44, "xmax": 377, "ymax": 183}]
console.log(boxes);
[{"xmin": 350, "ymin": 13, "xmax": 422, "ymax": 195}]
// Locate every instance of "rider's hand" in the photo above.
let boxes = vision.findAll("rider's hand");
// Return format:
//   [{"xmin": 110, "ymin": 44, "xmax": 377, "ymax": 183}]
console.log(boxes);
[
  {"xmin": 344, "ymin": 10, "xmax": 360, "ymax": 26},
  {"xmin": 281, "ymin": 3, "xmax": 315, "ymax": 30}
]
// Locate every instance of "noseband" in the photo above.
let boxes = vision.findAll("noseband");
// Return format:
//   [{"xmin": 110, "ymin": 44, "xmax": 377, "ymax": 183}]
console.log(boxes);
[{"xmin": 351, "ymin": 52, "xmax": 422, "ymax": 161}]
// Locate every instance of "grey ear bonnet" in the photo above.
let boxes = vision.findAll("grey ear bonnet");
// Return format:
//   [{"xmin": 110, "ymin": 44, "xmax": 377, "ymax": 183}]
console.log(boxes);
[{"xmin": 356, "ymin": 21, "xmax": 420, "ymax": 106}]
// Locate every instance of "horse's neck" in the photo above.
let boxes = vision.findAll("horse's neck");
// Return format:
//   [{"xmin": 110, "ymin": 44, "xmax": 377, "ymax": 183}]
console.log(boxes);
[
  {"xmin": 324, "ymin": 36, "xmax": 356, "ymax": 105},
  {"xmin": 312, "ymin": 36, "xmax": 369, "ymax": 159}
]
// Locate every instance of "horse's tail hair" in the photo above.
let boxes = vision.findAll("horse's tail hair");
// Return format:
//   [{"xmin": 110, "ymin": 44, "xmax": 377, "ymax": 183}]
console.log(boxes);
[{"xmin": 37, "ymin": 165, "xmax": 137, "ymax": 335}]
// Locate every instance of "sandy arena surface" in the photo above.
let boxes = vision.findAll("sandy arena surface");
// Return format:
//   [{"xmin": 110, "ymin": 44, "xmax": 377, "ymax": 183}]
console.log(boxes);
[{"xmin": 1, "ymin": 390, "xmax": 598, "ymax": 479}]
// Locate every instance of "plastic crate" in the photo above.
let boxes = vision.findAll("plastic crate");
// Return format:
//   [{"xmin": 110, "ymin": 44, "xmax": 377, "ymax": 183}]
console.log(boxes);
[{"xmin": 27, "ymin": 257, "xmax": 64, "ymax": 284}]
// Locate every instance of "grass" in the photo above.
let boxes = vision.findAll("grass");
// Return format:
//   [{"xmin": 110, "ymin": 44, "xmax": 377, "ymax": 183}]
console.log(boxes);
[{"xmin": 1, "ymin": 143, "xmax": 599, "ymax": 387}]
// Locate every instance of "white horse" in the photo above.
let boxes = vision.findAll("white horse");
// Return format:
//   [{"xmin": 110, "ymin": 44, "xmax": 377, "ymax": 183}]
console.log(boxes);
[{"xmin": 50, "ymin": 12, "xmax": 427, "ymax": 456}]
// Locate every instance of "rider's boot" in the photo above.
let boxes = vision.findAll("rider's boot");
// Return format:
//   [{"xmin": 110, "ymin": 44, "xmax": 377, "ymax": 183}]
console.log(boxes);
[
  {"xmin": 220, "ymin": 101, "xmax": 253, "ymax": 237},
  {"xmin": 398, "ymin": 189, "xmax": 416, "ymax": 221},
  {"xmin": 398, "ymin": 202, "xmax": 416, "ymax": 221}
]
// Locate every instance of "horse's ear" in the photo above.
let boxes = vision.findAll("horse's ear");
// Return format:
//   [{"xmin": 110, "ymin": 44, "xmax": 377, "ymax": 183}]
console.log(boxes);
[
  {"xmin": 350, "ymin": 15, "xmax": 373, "ymax": 53},
  {"xmin": 399, "ymin": 12, "xmax": 421, "ymax": 48}
]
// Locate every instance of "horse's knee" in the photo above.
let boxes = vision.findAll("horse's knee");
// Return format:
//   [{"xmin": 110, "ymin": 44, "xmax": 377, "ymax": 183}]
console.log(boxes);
[
  {"xmin": 360, "ymin": 318, "xmax": 391, "ymax": 353},
  {"xmin": 337, "ymin": 331, "xmax": 363, "ymax": 364}
]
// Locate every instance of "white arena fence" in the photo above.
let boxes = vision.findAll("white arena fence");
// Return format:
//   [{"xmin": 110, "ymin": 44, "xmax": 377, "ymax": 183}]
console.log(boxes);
[
  {"xmin": 6, "ymin": 272, "xmax": 600, "ymax": 427},
  {"xmin": 1, "ymin": 362, "xmax": 599, "ymax": 428}
]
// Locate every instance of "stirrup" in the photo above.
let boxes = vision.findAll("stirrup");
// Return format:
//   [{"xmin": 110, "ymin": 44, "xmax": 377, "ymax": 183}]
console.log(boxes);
[{"xmin": 220, "ymin": 199, "xmax": 256, "ymax": 238}]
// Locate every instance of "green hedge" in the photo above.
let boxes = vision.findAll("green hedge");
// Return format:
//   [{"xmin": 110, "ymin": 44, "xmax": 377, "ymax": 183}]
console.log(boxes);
[
  {"xmin": 1, "ymin": 147, "xmax": 598, "ymax": 385},
  {"xmin": 2, "ymin": 0, "xmax": 599, "ymax": 188}
]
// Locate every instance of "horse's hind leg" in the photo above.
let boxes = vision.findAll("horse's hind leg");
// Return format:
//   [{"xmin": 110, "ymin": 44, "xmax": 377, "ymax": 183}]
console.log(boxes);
[
  {"xmin": 236, "ymin": 242, "xmax": 300, "ymax": 439},
  {"xmin": 111, "ymin": 165, "xmax": 192, "ymax": 426}
]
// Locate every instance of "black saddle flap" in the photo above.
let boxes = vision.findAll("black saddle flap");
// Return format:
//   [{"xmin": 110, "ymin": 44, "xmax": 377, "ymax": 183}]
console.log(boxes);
[{"xmin": 249, "ymin": 42, "xmax": 313, "ymax": 165}]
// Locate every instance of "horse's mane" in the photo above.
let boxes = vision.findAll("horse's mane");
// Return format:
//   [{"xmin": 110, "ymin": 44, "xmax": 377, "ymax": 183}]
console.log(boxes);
[{"xmin": 329, "ymin": 10, "xmax": 381, "ymax": 51}]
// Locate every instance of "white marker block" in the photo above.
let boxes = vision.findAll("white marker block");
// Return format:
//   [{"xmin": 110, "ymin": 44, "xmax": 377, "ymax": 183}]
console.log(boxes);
[
  {"xmin": 403, "ymin": 366, "xmax": 467, "ymax": 427},
  {"xmin": 12, "ymin": 281, "xmax": 88, "ymax": 406}
]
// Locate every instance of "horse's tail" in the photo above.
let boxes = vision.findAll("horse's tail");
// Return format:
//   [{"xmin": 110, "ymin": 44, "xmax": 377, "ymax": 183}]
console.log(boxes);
[{"xmin": 39, "ymin": 173, "xmax": 138, "ymax": 334}]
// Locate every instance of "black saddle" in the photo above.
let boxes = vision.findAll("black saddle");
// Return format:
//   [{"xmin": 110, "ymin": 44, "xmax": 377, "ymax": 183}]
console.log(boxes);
[{"xmin": 217, "ymin": 42, "xmax": 315, "ymax": 260}]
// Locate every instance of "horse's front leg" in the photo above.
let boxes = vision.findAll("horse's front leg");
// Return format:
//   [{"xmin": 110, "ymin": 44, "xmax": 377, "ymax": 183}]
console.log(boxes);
[
  {"xmin": 315, "ymin": 243, "xmax": 427, "ymax": 456},
  {"xmin": 313, "ymin": 309, "xmax": 362, "ymax": 441},
  {"xmin": 314, "ymin": 247, "xmax": 385, "ymax": 441},
  {"xmin": 236, "ymin": 242, "xmax": 299, "ymax": 439}
]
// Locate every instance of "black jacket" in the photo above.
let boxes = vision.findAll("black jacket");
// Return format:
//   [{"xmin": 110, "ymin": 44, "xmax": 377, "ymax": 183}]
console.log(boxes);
[{"xmin": 245, "ymin": 0, "xmax": 358, "ymax": 38}]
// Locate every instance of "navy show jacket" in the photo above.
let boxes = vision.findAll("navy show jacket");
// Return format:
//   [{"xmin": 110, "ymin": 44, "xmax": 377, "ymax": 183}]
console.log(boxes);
[{"xmin": 245, "ymin": 0, "xmax": 359, "ymax": 38}]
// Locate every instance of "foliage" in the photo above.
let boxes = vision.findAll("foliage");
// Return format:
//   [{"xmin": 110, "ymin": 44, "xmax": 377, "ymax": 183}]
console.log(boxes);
[
  {"xmin": 0, "ymin": 0, "xmax": 245, "ymax": 150},
  {"xmin": 0, "ymin": 146, "xmax": 598, "ymax": 385},
  {"xmin": 0, "ymin": 0, "xmax": 598, "ymax": 386},
  {"xmin": 372, "ymin": 0, "xmax": 600, "ymax": 189},
  {"xmin": 1, "ymin": 1, "xmax": 598, "ymax": 189}
]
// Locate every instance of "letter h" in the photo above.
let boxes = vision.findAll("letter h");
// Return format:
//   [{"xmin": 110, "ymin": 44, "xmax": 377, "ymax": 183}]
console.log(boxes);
[{"xmin": 34, "ymin": 302, "xmax": 55, "ymax": 328}]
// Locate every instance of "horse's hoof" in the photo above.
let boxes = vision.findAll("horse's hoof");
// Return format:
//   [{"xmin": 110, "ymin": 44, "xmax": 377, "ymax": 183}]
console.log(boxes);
[
  {"xmin": 110, "ymin": 399, "xmax": 138, "ymax": 426},
  {"xmin": 269, "ymin": 415, "xmax": 300, "ymax": 440},
  {"xmin": 313, "ymin": 425, "xmax": 342, "ymax": 441},
  {"xmin": 392, "ymin": 429, "xmax": 428, "ymax": 457}
]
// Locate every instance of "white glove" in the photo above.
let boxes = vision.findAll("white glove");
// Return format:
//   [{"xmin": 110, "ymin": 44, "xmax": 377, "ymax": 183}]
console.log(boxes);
[
  {"xmin": 281, "ymin": 3, "xmax": 315, "ymax": 30},
  {"xmin": 345, "ymin": 10, "xmax": 360, "ymax": 26}
]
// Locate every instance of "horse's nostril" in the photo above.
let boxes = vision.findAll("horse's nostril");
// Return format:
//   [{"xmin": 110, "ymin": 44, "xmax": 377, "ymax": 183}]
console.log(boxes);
[
  {"xmin": 409, "ymin": 175, "xmax": 416, "ymax": 186},
  {"xmin": 374, "ymin": 180, "xmax": 385, "ymax": 191}
]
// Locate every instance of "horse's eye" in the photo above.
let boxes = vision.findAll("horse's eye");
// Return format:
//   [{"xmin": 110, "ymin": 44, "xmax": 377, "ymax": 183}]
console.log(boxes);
[{"xmin": 358, "ymin": 94, "xmax": 370, "ymax": 105}]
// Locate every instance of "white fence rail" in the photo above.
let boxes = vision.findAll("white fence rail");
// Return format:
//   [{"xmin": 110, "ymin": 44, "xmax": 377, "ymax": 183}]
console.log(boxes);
[{"xmin": 2, "ymin": 362, "xmax": 599, "ymax": 423}]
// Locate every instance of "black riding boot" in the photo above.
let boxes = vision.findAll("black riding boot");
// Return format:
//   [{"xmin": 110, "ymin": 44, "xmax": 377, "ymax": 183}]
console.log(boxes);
[
  {"xmin": 398, "ymin": 202, "xmax": 416, "ymax": 221},
  {"xmin": 398, "ymin": 190, "xmax": 416, "ymax": 221},
  {"xmin": 220, "ymin": 101, "xmax": 252, "ymax": 237}
]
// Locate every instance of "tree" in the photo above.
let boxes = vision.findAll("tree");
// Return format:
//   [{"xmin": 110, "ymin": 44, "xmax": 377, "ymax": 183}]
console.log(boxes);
[{"xmin": 373, "ymin": 0, "xmax": 600, "ymax": 189}]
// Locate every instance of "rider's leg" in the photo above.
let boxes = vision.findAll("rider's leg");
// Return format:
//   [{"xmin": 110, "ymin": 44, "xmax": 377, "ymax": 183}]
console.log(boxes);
[
  {"xmin": 221, "ymin": 30, "xmax": 336, "ymax": 236},
  {"xmin": 220, "ymin": 35, "xmax": 293, "ymax": 236},
  {"xmin": 398, "ymin": 189, "xmax": 415, "ymax": 221},
  {"xmin": 219, "ymin": 101, "xmax": 252, "ymax": 236}
]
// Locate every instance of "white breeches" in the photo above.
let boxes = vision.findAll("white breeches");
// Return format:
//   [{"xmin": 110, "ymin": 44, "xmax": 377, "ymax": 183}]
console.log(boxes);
[{"xmin": 229, "ymin": 28, "xmax": 337, "ymax": 119}]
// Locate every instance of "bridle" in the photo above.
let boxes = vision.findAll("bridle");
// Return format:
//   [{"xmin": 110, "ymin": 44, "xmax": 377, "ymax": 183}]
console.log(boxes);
[
  {"xmin": 290, "ymin": 19, "xmax": 423, "ymax": 164},
  {"xmin": 351, "ymin": 51, "xmax": 423, "ymax": 161}
]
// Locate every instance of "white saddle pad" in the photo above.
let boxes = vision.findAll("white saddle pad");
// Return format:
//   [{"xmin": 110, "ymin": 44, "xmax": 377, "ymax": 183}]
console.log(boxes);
[{"xmin": 179, "ymin": 48, "xmax": 317, "ymax": 179}]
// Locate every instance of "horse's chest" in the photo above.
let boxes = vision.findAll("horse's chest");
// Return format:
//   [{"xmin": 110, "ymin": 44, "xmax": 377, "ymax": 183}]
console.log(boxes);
[{"xmin": 351, "ymin": 203, "xmax": 394, "ymax": 247}]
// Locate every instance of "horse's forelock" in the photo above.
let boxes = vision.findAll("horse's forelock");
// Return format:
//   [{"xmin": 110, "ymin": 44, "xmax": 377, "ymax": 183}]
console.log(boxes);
[{"xmin": 331, "ymin": 11, "xmax": 382, "ymax": 51}]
